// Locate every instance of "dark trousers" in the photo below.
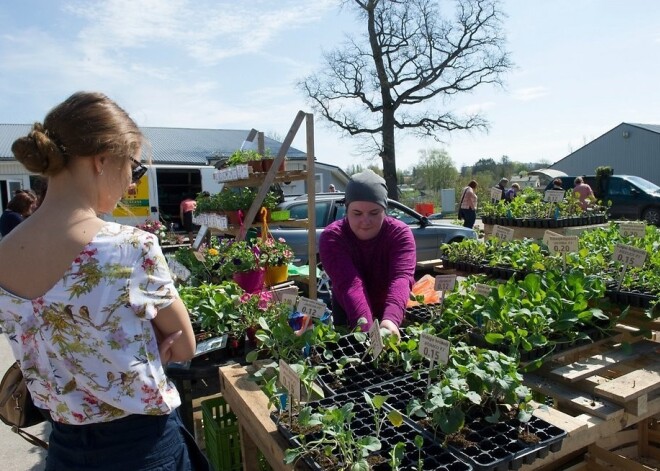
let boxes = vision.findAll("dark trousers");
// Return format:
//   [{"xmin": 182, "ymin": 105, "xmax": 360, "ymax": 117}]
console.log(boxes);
[{"xmin": 462, "ymin": 208, "xmax": 477, "ymax": 229}]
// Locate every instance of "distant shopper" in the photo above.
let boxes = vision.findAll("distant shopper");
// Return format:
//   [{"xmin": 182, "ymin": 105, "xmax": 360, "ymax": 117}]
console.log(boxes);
[
  {"xmin": 505, "ymin": 183, "xmax": 520, "ymax": 202},
  {"xmin": 552, "ymin": 178, "xmax": 564, "ymax": 191},
  {"xmin": 494, "ymin": 177, "xmax": 508, "ymax": 202},
  {"xmin": 179, "ymin": 195, "xmax": 197, "ymax": 239},
  {"xmin": 573, "ymin": 176, "xmax": 595, "ymax": 210},
  {"xmin": 459, "ymin": 180, "xmax": 478, "ymax": 229},
  {"xmin": 328, "ymin": 183, "xmax": 336, "ymax": 192},
  {"xmin": 0, "ymin": 189, "xmax": 37, "ymax": 236},
  {"xmin": 319, "ymin": 169, "xmax": 415, "ymax": 340}
]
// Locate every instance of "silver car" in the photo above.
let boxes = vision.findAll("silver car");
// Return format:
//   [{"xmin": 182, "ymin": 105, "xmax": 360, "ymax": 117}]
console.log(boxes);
[{"xmin": 267, "ymin": 193, "xmax": 477, "ymax": 265}]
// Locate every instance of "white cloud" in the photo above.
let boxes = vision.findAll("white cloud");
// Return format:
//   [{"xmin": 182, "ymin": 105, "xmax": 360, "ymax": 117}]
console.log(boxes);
[{"xmin": 512, "ymin": 86, "xmax": 548, "ymax": 101}]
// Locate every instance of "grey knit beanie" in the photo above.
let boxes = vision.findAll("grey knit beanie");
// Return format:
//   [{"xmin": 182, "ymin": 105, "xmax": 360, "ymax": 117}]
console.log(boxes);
[{"xmin": 344, "ymin": 169, "xmax": 388, "ymax": 209}]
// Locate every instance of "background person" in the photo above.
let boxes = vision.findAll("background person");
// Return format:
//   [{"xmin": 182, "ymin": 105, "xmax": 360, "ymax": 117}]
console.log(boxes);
[
  {"xmin": 551, "ymin": 178, "xmax": 564, "ymax": 191},
  {"xmin": 459, "ymin": 180, "xmax": 478, "ymax": 229},
  {"xmin": 573, "ymin": 176, "xmax": 595, "ymax": 210},
  {"xmin": 494, "ymin": 177, "xmax": 508, "ymax": 202},
  {"xmin": 0, "ymin": 189, "xmax": 37, "ymax": 236},
  {"xmin": 319, "ymin": 169, "xmax": 416, "ymax": 339},
  {"xmin": 0, "ymin": 91, "xmax": 209, "ymax": 470},
  {"xmin": 505, "ymin": 182, "xmax": 520, "ymax": 202},
  {"xmin": 179, "ymin": 194, "xmax": 197, "ymax": 240},
  {"xmin": 327, "ymin": 183, "xmax": 336, "ymax": 192}
]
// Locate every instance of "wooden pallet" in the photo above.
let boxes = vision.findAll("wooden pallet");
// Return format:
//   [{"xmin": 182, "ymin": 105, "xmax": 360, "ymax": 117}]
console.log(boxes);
[{"xmin": 520, "ymin": 333, "xmax": 660, "ymax": 470}]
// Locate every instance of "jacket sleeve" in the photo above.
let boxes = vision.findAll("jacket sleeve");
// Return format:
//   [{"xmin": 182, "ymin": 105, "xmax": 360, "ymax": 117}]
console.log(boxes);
[
  {"xmin": 380, "ymin": 222, "xmax": 416, "ymax": 327},
  {"xmin": 319, "ymin": 222, "xmax": 374, "ymax": 329}
]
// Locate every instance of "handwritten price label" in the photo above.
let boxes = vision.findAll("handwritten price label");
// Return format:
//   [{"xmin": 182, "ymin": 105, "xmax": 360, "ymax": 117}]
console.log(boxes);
[
  {"xmin": 542, "ymin": 230, "xmax": 562, "ymax": 246},
  {"xmin": 492, "ymin": 225, "xmax": 515, "ymax": 242},
  {"xmin": 490, "ymin": 187, "xmax": 503, "ymax": 201},
  {"xmin": 368, "ymin": 320, "xmax": 384, "ymax": 360},
  {"xmin": 544, "ymin": 190, "xmax": 565, "ymax": 203},
  {"xmin": 167, "ymin": 259, "xmax": 191, "ymax": 281},
  {"xmin": 612, "ymin": 244, "xmax": 647, "ymax": 268},
  {"xmin": 474, "ymin": 283, "xmax": 493, "ymax": 297},
  {"xmin": 619, "ymin": 223, "xmax": 646, "ymax": 238},
  {"xmin": 207, "ymin": 214, "xmax": 228, "ymax": 230},
  {"xmin": 279, "ymin": 360, "xmax": 301, "ymax": 402},
  {"xmin": 280, "ymin": 293, "xmax": 298, "ymax": 309},
  {"xmin": 419, "ymin": 333, "xmax": 450, "ymax": 365},
  {"xmin": 546, "ymin": 235, "xmax": 578, "ymax": 255},
  {"xmin": 296, "ymin": 297, "xmax": 327, "ymax": 319},
  {"xmin": 434, "ymin": 274, "xmax": 457, "ymax": 292}
]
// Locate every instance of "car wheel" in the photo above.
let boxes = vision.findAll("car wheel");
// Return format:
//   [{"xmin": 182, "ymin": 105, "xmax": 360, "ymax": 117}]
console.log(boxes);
[{"xmin": 642, "ymin": 207, "xmax": 660, "ymax": 226}]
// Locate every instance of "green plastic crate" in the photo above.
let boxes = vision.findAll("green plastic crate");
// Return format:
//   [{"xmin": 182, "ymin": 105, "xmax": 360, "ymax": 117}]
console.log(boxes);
[{"xmin": 201, "ymin": 396, "xmax": 242, "ymax": 471}]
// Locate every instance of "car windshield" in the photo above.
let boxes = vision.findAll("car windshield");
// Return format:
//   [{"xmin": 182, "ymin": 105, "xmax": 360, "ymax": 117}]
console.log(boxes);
[{"xmin": 626, "ymin": 176, "xmax": 660, "ymax": 193}]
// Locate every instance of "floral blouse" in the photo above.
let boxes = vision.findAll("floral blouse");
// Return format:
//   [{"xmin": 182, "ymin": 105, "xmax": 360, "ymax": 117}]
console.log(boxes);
[{"xmin": 0, "ymin": 222, "xmax": 181, "ymax": 424}]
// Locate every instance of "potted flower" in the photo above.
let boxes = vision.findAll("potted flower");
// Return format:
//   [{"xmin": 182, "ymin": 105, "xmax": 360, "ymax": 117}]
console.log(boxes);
[
  {"xmin": 137, "ymin": 218, "xmax": 168, "ymax": 242},
  {"xmin": 258, "ymin": 237, "xmax": 294, "ymax": 286},
  {"xmin": 217, "ymin": 239, "xmax": 266, "ymax": 292}
]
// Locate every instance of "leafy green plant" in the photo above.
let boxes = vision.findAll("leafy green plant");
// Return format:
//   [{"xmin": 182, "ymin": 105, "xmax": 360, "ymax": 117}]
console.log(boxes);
[{"xmin": 363, "ymin": 392, "xmax": 403, "ymax": 437}]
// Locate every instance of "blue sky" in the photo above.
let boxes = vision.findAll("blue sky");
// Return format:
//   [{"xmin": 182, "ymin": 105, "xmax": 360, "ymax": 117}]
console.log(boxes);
[{"xmin": 1, "ymin": 0, "xmax": 659, "ymax": 172}]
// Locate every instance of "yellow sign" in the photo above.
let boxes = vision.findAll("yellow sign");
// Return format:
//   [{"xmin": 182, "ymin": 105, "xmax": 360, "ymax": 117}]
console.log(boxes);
[{"xmin": 113, "ymin": 177, "xmax": 150, "ymax": 217}]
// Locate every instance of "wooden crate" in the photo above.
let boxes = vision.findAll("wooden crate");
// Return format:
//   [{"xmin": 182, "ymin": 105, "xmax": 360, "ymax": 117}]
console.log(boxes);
[{"xmin": 587, "ymin": 419, "xmax": 660, "ymax": 470}]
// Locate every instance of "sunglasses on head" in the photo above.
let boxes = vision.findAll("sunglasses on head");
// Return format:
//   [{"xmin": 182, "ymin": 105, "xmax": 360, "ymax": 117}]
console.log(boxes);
[{"xmin": 131, "ymin": 158, "xmax": 148, "ymax": 183}]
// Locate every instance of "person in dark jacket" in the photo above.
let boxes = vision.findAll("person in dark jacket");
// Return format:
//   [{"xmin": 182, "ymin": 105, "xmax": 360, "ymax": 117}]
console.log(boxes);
[{"xmin": 0, "ymin": 190, "xmax": 37, "ymax": 236}]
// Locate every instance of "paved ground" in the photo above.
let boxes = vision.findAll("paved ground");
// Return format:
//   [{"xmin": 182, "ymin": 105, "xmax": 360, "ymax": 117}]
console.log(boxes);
[{"xmin": 1, "ymin": 336, "xmax": 49, "ymax": 470}]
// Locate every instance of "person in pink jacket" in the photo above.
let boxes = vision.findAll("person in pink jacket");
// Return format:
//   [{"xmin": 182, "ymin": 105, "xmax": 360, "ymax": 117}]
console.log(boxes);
[{"xmin": 319, "ymin": 170, "xmax": 416, "ymax": 339}]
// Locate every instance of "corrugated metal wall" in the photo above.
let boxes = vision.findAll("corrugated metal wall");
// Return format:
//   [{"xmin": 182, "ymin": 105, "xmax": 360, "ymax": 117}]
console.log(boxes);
[{"xmin": 550, "ymin": 123, "xmax": 660, "ymax": 185}]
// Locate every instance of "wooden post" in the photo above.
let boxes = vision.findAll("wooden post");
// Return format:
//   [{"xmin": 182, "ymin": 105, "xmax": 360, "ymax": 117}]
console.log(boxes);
[{"xmin": 305, "ymin": 113, "xmax": 317, "ymax": 299}]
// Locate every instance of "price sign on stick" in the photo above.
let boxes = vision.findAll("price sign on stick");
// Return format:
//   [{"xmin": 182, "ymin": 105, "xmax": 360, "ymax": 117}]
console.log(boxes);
[
  {"xmin": 490, "ymin": 187, "xmax": 503, "ymax": 201},
  {"xmin": 192, "ymin": 225, "xmax": 208, "ymax": 251},
  {"xmin": 474, "ymin": 283, "xmax": 493, "ymax": 297},
  {"xmin": 612, "ymin": 244, "xmax": 647, "ymax": 268},
  {"xmin": 542, "ymin": 230, "xmax": 563, "ymax": 246},
  {"xmin": 368, "ymin": 320, "xmax": 384, "ymax": 360},
  {"xmin": 619, "ymin": 223, "xmax": 646, "ymax": 238},
  {"xmin": 434, "ymin": 274, "xmax": 457, "ymax": 292},
  {"xmin": 281, "ymin": 293, "xmax": 297, "ymax": 310},
  {"xmin": 544, "ymin": 190, "xmax": 565, "ymax": 203},
  {"xmin": 419, "ymin": 332, "xmax": 450, "ymax": 390},
  {"xmin": 296, "ymin": 297, "xmax": 327, "ymax": 319},
  {"xmin": 167, "ymin": 259, "xmax": 191, "ymax": 281},
  {"xmin": 546, "ymin": 235, "xmax": 578, "ymax": 255},
  {"xmin": 279, "ymin": 360, "xmax": 301, "ymax": 402},
  {"xmin": 492, "ymin": 225, "xmax": 515, "ymax": 242}
]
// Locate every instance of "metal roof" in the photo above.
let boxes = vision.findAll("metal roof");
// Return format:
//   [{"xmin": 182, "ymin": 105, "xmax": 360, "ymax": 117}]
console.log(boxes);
[
  {"xmin": 0, "ymin": 125, "xmax": 306, "ymax": 164},
  {"xmin": 628, "ymin": 123, "xmax": 660, "ymax": 134}
]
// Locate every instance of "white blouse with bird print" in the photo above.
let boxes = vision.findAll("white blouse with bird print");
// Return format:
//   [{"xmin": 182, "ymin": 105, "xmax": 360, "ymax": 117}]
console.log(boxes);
[{"xmin": 0, "ymin": 222, "xmax": 181, "ymax": 424}]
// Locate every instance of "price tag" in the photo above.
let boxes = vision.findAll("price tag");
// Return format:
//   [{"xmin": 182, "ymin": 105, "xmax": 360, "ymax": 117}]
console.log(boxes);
[
  {"xmin": 207, "ymin": 214, "xmax": 228, "ymax": 230},
  {"xmin": 612, "ymin": 244, "xmax": 647, "ymax": 268},
  {"xmin": 490, "ymin": 187, "xmax": 502, "ymax": 201},
  {"xmin": 619, "ymin": 222, "xmax": 646, "ymax": 238},
  {"xmin": 419, "ymin": 332, "xmax": 450, "ymax": 365},
  {"xmin": 235, "ymin": 164, "xmax": 249, "ymax": 179},
  {"xmin": 168, "ymin": 259, "xmax": 191, "ymax": 281},
  {"xmin": 296, "ymin": 297, "xmax": 327, "ymax": 319},
  {"xmin": 544, "ymin": 190, "xmax": 565, "ymax": 203},
  {"xmin": 192, "ymin": 225, "xmax": 208, "ymax": 251},
  {"xmin": 474, "ymin": 283, "xmax": 493, "ymax": 297},
  {"xmin": 281, "ymin": 293, "xmax": 297, "ymax": 309},
  {"xmin": 492, "ymin": 225, "xmax": 514, "ymax": 242},
  {"xmin": 434, "ymin": 274, "xmax": 456, "ymax": 292},
  {"xmin": 546, "ymin": 235, "xmax": 578, "ymax": 255},
  {"xmin": 542, "ymin": 230, "xmax": 562, "ymax": 246},
  {"xmin": 368, "ymin": 320, "xmax": 384, "ymax": 359},
  {"xmin": 278, "ymin": 360, "xmax": 301, "ymax": 402}
]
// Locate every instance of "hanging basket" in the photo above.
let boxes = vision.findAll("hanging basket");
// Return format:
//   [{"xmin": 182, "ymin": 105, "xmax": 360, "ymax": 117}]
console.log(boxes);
[
  {"xmin": 233, "ymin": 268, "xmax": 265, "ymax": 293},
  {"xmin": 265, "ymin": 265, "xmax": 288, "ymax": 287}
]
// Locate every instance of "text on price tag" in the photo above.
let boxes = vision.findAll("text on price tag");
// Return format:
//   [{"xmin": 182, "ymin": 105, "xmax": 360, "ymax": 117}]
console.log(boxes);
[
  {"xmin": 612, "ymin": 244, "xmax": 647, "ymax": 268},
  {"xmin": 434, "ymin": 274, "xmax": 457, "ymax": 292},
  {"xmin": 278, "ymin": 360, "xmax": 301, "ymax": 402},
  {"xmin": 280, "ymin": 293, "xmax": 297, "ymax": 309},
  {"xmin": 619, "ymin": 222, "xmax": 646, "ymax": 238},
  {"xmin": 492, "ymin": 225, "xmax": 515, "ymax": 242},
  {"xmin": 474, "ymin": 283, "xmax": 493, "ymax": 297},
  {"xmin": 368, "ymin": 320, "xmax": 384, "ymax": 359},
  {"xmin": 542, "ymin": 230, "xmax": 562, "ymax": 246},
  {"xmin": 546, "ymin": 235, "xmax": 578, "ymax": 255},
  {"xmin": 543, "ymin": 190, "xmax": 565, "ymax": 203},
  {"xmin": 490, "ymin": 187, "xmax": 502, "ymax": 201},
  {"xmin": 296, "ymin": 297, "xmax": 327, "ymax": 319},
  {"xmin": 419, "ymin": 332, "xmax": 450, "ymax": 365}
]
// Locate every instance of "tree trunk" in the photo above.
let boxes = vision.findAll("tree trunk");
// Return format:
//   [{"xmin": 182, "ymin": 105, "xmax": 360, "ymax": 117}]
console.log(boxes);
[{"xmin": 381, "ymin": 108, "xmax": 398, "ymax": 200}]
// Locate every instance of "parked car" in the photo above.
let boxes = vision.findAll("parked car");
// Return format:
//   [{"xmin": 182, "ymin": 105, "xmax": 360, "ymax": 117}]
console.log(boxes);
[
  {"xmin": 545, "ymin": 174, "xmax": 660, "ymax": 225},
  {"xmin": 267, "ymin": 193, "xmax": 477, "ymax": 265}
]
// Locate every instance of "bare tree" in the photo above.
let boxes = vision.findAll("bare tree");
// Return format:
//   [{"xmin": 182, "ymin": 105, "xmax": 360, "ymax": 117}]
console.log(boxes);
[{"xmin": 299, "ymin": 0, "xmax": 511, "ymax": 200}]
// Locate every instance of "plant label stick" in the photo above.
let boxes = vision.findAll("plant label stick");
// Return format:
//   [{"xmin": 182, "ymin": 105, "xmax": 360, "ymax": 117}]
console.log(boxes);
[
  {"xmin": 619, "ymin": 222, "xmax": 646, "ymax": 238},
  {"xmin": 474, "ymin": 283, "xmax": 492, "ymax": 328},
  {"xmin": 281, "ymin": 293, "xmax": 298, "ymax": 312},
  {"xmin": 544, "ymin": 190, "xmax": 564, "ymax": 218},
  {"xmin": 492, "ymin": 225, "xmax": 514, "ymax": 243},
  {"xmin": 612, "ymin": 244, "xmax": 647, "ymax": 290},
  {"xmin": 490, "ymin": 187, "xmax": 503, "ymax": 201},
  {"xmin": 167, "ymin": 258, "xmax": 191, "ymax": 282},
  {"xmin": 192, "ymin": 225, "xmax": 209, "ymax": 251},
  {"xmin": 296, "ymin": 297, "xmax": 327, "ymax": 319},
  {"xmin": 434, "ymin": 275, "xmax": 456, "ymax": 318},
  {"xmin": 419, "ymin": 333, "xmax": 450, "ymax": 391},
  {"xmin": 279, "ymin": 360, "xmax": 301, "ymax": 426},
  {"xmin": 546, "ymin": 235, "xmax": 578, "ymax": 271},
  {"xmin": 360, "ymin": 320, "xmax": 383, "ymax": 363}
]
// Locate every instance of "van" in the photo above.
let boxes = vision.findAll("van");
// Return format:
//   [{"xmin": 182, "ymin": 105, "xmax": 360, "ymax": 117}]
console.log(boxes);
[
  {"xmin": 545, "ymin": 174, "xmax": 660, "ymax": 225},
  {"xmin": 107, "ymin": 164, "xmax": 223, "ymax": 228}
]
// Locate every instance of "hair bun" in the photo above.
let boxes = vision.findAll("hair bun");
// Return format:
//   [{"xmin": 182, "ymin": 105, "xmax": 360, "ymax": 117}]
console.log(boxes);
[{"xmin": 12, "ymin": 122, "xmax": 66, "ymax": 175}]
